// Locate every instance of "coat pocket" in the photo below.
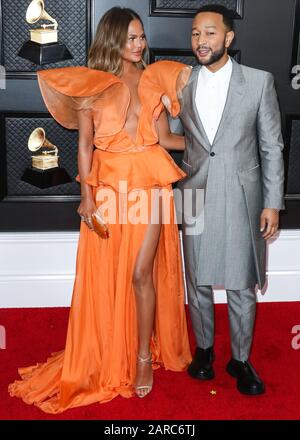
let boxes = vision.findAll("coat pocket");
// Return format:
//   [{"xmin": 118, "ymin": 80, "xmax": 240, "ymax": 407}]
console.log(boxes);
[{"xmin": 237, "ymin": 164, "xmax": 260, "ymax": 186}]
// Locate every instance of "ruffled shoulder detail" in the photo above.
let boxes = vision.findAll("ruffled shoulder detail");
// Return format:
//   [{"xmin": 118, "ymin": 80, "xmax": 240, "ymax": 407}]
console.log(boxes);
[
  {"xmin": 37, "ymin": 66, "xmax": 128, "ymax": 131},
  {"xmin": 140, "ymin": 60, "xmax": 190, "ymax": 118},
  {"xmin": 38, "ymin": 66, "xmax": 120, "ymax": 98}
]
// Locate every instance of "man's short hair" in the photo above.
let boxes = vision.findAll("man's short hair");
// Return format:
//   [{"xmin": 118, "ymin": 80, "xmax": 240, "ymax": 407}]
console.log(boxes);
[{"xmin": 194, "ymin": 4, "xmax": 234, "ymax": 31}]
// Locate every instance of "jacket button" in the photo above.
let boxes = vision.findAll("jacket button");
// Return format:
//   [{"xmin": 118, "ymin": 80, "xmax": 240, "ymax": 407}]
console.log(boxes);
[{"xmin": 210, "ymin": 152, "xmax": 215, "ymax": 157}]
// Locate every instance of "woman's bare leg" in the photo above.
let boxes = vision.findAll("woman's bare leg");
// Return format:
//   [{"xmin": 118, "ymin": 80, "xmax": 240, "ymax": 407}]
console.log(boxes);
[{"xmin": 133, "ymin": 195, "xmax": 162, "ymax": 397}]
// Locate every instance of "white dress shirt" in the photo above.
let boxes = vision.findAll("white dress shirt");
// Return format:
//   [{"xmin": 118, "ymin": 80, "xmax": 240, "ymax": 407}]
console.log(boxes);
[{"xmin": 195, "ymin": 57, "xmax": 233, "ymax": 145}]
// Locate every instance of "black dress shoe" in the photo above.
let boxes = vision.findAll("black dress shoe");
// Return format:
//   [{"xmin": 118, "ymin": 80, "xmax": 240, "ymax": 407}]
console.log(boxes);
[
  {"xmin": 226, "ymin": 358, "xmax": 265, "ymax": 395},
  {"xmin": 187, "ymin": 347, "xmax": 215, "ymax": 380}
]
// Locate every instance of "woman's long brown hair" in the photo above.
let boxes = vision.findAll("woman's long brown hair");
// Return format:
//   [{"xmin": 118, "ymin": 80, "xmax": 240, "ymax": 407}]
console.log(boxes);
[{"xmin": 88, "ymin": 7, "xmax": 148, "ymax": 75}]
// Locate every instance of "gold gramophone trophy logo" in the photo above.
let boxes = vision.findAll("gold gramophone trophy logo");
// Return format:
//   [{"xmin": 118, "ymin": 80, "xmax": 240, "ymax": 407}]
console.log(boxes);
[
  {"xmin": 18, "ymin": 0, "xmax": 73, "ymax": 65},
  {"xmin": 21, "ymin": 127, "xmax": 71, "ymax": 189}
]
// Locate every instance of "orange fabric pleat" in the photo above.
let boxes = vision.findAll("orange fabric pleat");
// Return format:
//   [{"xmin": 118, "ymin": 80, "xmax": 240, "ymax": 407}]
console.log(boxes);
[{"xmin": 80, "ymin": 146, "xmax": 186, "ymax": 191}]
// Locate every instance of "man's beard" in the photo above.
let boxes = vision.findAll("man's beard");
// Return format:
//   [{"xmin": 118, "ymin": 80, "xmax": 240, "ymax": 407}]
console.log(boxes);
[{"xmin": 196, "ymin": 41, "xmax": 226, "ymax": 66}]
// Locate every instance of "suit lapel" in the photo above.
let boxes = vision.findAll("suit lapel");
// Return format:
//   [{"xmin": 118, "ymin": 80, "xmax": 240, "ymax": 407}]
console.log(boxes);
[
  {"xmin": 212, "ymin": 58, "xmax": 246, "ymax": 147},
  {"xmin": 186, "ymin": 66, "xmax": 212, "ymax": 152}
]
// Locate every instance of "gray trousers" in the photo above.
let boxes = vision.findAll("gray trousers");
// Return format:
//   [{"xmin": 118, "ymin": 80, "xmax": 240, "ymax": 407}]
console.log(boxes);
[
  {"xmin": 187, "ymin": 284, "xmax": 256, "ymax": 362},
  {"xmin": 183, "ymin": 235, "xmax": 257, "ymax": 362}
]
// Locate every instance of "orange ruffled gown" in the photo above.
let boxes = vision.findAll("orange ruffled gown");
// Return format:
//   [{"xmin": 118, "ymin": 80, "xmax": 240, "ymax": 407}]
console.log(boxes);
[{"xmin": 8, "ymin": 61, "xmax": 192, "ymax": 413}]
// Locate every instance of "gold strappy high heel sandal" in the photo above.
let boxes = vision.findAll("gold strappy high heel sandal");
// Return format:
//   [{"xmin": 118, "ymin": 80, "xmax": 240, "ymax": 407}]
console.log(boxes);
[{"xmin": 135, "ymin": 353, "xmax": 153, "ymax": 398}]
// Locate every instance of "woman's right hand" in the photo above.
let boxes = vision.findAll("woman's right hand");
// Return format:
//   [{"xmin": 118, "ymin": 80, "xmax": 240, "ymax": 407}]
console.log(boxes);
[{"xmin": 77, "ymin": 195, "xmax": 97, "ymax": 230}]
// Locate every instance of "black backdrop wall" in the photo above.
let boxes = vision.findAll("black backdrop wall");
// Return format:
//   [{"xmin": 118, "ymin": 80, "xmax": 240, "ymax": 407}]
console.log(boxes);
[{"xmin": 0, "ymin": 0, "xmax": 299, "ymax": 231}]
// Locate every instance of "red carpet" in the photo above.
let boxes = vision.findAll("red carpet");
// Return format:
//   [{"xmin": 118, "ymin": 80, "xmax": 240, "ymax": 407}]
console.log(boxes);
[{"xmin": 1, "ymin": 303, "xmax": 300, "ymax": 420}]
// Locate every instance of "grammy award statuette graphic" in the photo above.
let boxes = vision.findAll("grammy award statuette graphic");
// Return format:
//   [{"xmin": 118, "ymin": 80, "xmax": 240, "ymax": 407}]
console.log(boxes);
[
  {"xmin": 21, "ymin": 127, "xmax": 71, "ymax": 189},
  {"xmin": 18, "ymin": 0, "xmax": 73, "ymax": 65}
]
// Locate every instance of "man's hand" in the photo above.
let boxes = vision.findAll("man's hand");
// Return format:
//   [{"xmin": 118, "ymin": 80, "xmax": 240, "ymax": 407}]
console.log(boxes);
[
  {"xmin": 161, "ymin": 94, "xmax": 171, "ymax": 114},
  {"xmin": 260, "ymin": 208, "xmax": 279, "ymax": 240}
]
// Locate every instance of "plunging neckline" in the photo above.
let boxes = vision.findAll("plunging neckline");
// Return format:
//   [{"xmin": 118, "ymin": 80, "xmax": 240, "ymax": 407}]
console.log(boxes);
[{"xmin": 117, "ymin": 68, "xmax": 146, "ymax": 145}]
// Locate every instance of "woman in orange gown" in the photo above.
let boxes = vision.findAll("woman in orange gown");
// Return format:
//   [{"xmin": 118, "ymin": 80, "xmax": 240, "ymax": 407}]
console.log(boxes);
[{"xmin": 8, "ymin": 7, "xmax": 191, "ymax": 412}]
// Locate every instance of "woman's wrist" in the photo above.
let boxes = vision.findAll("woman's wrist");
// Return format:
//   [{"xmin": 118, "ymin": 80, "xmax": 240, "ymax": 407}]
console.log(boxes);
[
  {"xmin": 81, "ymin": 193, "xmax": 93, "ymax": 200},
  {"xmin": 80, "ymin": 183, "xmax": 93, "ymax": 199},
  {"xmin": 81, "ymin": 190, "xmax": 93, "ymax": 201}
]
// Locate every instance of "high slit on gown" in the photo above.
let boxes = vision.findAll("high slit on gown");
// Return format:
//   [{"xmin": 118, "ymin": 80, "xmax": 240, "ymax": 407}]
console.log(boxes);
[{"xmin": 8, "ymin": 61, "xmax": 192, "ymax": 413}]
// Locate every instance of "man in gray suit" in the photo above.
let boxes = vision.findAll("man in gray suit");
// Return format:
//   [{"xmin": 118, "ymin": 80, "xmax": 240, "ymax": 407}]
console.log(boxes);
[{"xmin": 176, "ymin": 5, "xmax": 285, "ymax": 395}]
